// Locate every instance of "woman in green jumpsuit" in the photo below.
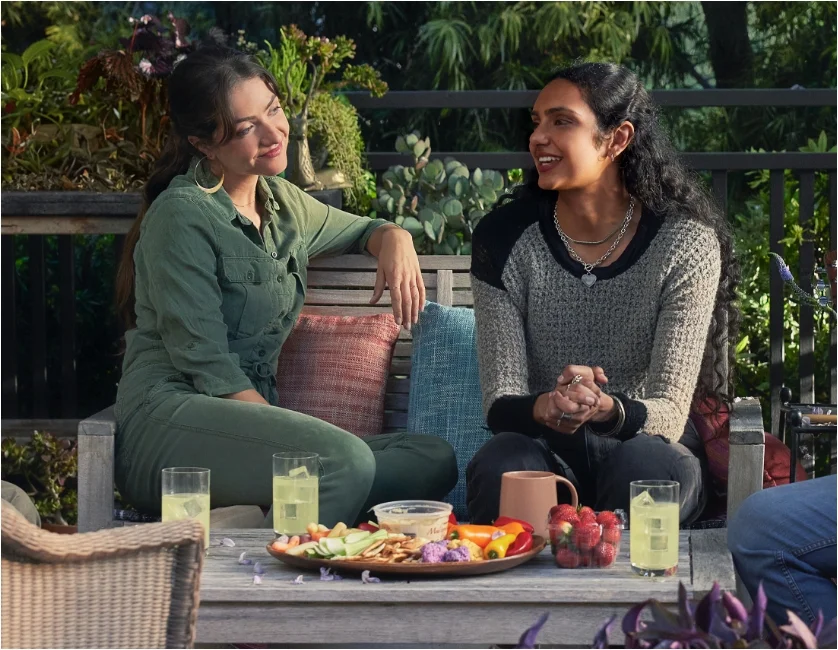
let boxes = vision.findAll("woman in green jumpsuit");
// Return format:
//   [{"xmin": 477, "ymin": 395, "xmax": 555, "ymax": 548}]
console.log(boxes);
[{"xmin": 114, "ymin": 46, "xmax": 457, "ymax": 527}]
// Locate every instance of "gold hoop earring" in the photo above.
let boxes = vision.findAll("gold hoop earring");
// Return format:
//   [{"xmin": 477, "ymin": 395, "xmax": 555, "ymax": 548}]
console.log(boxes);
[{"xmin": 195, "ymin": 156, "xmax": 224, "ymax": 194}]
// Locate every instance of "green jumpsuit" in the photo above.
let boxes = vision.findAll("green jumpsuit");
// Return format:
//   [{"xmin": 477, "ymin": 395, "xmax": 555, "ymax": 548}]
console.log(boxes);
[{"xmin": 114, "ymin": 160, "xmax": 457, "ymax": 526}]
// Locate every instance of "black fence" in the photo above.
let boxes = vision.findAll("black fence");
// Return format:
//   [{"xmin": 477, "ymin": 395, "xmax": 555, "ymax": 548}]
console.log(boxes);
[{"xmin": 2, "ymin": 89, "xmax": 836, "ymax": 438}]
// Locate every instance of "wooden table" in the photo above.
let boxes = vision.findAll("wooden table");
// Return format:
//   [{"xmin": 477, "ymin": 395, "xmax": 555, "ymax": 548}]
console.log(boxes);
[{"xmin": 197, "ymin": 528, "xmax": 735, "ymax": 648}]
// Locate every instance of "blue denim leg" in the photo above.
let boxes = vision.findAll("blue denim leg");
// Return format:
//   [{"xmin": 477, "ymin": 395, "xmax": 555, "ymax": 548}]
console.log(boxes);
[{"xmin": 728, "ymin": 475, "xmax": 837, "ymax": 625}]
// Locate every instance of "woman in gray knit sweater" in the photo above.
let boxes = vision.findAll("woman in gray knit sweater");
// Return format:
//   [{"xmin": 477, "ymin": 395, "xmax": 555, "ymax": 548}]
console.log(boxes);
[{"xmin": 467, "ymin": 62, "xmax": 740, "ymax": 525}]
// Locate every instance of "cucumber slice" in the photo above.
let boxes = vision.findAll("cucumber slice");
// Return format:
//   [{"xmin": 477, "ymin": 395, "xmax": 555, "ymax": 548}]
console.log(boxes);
[
  {"xmin": 320, "ymin": 537, "xmax": 347, "ymax": 556},
  {"xmin": 344, "ymin": 531, "xmax": 371, "ymax": 545}
]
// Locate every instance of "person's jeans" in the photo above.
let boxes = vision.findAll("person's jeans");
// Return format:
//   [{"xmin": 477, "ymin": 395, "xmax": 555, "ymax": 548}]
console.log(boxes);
[
  {"xmin": 466, "ymin": 423, "xmax": 707, "ymax": 525},
  {"xmin": 728, "ymin": 475, "xmax": 837, "ymax": 625}
]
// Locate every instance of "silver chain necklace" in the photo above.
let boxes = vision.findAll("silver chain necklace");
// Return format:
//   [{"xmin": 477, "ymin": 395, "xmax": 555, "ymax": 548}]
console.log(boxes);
[
  {"xmin": 562, "ymin": 219, "xmax": 625, "ymax": 246},
  {"xmin": 553, "ymin": 197, "xmax": 635, "ymax": 287}
]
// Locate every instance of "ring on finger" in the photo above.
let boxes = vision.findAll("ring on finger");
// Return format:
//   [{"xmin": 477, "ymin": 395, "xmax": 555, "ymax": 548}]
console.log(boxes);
[
  {"xmin": 557, "ymin": 411, "xmax": 573, "ymax": 427},
  {"xmin": 570, "ymin": 374, "xmax": 584, "ymax": 386}
]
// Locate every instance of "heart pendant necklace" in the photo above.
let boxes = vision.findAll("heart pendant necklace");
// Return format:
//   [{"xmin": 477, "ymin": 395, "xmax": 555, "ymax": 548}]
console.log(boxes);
[{"xmin": 553, "ymin": 197, "xmax": 635, "ymax": 288}]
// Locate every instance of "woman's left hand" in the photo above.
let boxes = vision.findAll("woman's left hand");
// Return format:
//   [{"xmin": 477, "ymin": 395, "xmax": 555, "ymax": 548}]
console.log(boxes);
[{"xmin": 369, "ymin": 226, "xmax": 426, "ymax": 329}]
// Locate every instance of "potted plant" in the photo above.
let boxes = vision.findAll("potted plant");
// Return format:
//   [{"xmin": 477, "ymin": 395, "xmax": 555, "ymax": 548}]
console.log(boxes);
[
  {"xmin": 259, "ymin": 25, "xmax": 387, "ymax": 195},
  {"xmin": 1, "ymin": 431, "xmax": 78, "ymax": 532}
]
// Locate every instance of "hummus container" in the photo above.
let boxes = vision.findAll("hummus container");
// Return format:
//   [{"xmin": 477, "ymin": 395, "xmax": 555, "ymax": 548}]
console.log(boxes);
[{"xmin": 372, "ymin": 500, "xmax": 452, "ymax": 541}]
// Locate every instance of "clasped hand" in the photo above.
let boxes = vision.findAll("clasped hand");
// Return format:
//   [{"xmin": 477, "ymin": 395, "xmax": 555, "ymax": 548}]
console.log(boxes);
[{"xmin": 535, "ymin": 365, "xmax": 616, "ymax": 434}]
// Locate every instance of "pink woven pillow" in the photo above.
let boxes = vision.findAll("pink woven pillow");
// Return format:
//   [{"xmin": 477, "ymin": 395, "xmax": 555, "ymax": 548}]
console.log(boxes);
[{"xmin": 276, "ymin": 313, "xmax": 401, "ymax": 437}]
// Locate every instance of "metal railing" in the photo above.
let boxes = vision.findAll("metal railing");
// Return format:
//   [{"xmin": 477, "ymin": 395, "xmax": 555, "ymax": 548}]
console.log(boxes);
[{"xmin": 2, "ymin": 89, "xmax": 836, "ymax": 437}]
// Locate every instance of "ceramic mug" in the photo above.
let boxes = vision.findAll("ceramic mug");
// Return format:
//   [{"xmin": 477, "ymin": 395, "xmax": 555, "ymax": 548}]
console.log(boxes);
[{"xmin": 498, "ymin": 471, "xmax": 579, "ymax": 538}]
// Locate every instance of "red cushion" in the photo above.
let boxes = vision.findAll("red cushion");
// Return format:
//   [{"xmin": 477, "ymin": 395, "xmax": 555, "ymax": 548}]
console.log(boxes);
[
  {"xmin": 691, "ymin": 399, "xmax": 807, "ymax": 497},
  {"xmin": 276, "ymin": 313, "xmax": 401, "ymax": 437}
]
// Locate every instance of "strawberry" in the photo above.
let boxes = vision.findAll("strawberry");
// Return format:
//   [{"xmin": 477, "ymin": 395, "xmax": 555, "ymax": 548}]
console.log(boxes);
[
  {"xmin": 555, "ymin": 547, "xmax": 581, "ymax": 568},
  {"xmin": 579, "ymin": 511, "xmax": 597, "ymax": 525},
  {"xmin": 572, "ymin": 522, "xmax": 601, "ymax": 552},
  {"xmin": 550, "ymin": 503, "xmax": 577, "ymax": 522},
  {"xmin": 596, "ymin": 511, "xmax": 621, "ymax": 528},
  {"xmin": 578, "ymin": 551, "xmax": 593, "ymax": 567},
  {"xmin": 593, "ymin": 541, "xmax": 617, "ymax": 567},
  {"xmin": 602, "ymin": 525, "xmax": 622, "ymax": 546},
  {"xmin": 563, "ymin": 513, "xmax": 581, "ymax": 528},
  {"xmin": 578, "ymin": 505, "xmax": 596, "ymax": 519}
]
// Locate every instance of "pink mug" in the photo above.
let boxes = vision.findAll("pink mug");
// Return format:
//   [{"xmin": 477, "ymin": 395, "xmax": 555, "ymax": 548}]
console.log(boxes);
[{"xmin": 498, "ymin": 471, "xmax": 579, "ymax": 538}]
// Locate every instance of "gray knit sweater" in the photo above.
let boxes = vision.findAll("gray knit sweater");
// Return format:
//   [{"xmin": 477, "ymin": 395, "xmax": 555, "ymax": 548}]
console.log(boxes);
[{"xmin": 470, "ymin": 194, "xmax": 721, "ymax": 442}]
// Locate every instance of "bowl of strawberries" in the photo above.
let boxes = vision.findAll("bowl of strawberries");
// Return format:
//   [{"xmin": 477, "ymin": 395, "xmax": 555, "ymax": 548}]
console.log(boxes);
[{"xmin": 547, "ymin": 503, "xmax": 623, "ymax": 569}]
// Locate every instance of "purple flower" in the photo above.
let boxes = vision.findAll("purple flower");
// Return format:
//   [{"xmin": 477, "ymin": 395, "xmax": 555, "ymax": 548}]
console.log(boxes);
[
  {"xmin": 252, "ymin": 574, "xmax": 262, "ymax": 585},
  {"xmin": 320, "ymin": 567, "xmax": 342, "ymax": 581},
  {"xmin": 238, "ymin": 551, "xmax": 253, "ymax": 566},
  {"xmin": 220, "ymin": 537, "xmax": 236, "ymax": 547},
  {"xmin": 291, "ymin": 575, "xmax": 304, "ymax": 585},
  {"xmin": 138, "ymin": 59, "xmax": 154, "ymax": 77},
  {"xmin": 361, "ymin": 570, "xmax": 380, "ymax": 584}
]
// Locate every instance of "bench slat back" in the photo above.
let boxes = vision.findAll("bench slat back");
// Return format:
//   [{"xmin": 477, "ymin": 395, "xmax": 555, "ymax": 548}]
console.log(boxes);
[{"xmin": 304, "ymin": 255, "xmax": 473, "ymax": 432}]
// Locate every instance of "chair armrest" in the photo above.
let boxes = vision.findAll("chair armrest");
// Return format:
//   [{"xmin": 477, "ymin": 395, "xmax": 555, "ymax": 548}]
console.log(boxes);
[
  {"xmin": 2, "ymin": 505, "xmax": 204, "ymax": 563},
  {"xmin": 726, "ymin": 397, "xmax": 765, "ymax": 521},
  {"xmin": 77, "ymin": 405, "xmax": 116, "ymax": 533}
]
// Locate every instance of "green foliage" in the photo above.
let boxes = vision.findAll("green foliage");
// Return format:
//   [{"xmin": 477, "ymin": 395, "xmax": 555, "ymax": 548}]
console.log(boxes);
[
  {"xmin": 259, "ymin": 24, "xmax": 386, "ymax": 120},
  {"xmin": 733, "ymin": 133, "xmax": 835, "ymax": 423},
  {"xmin": 373, "ymin": 132, "xmax": 508, "ymax": 254},
  {"xmin": 308, "ymin": 92, "xmax": 370, "ymax": 214},
  {"xmin": 1, "ymin": 432, "xmax": 78, "ymax": 525}
]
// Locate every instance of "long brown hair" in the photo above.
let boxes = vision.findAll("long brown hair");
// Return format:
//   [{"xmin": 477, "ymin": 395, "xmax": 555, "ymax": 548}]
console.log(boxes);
[{"xmin": 115, "ymin": 45, "xmax": 281, "ymax": 329}]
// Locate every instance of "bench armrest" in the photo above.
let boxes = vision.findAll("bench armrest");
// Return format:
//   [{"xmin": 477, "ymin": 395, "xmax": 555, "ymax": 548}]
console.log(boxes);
[
  {"xmin": 726, "ymin": 397, "xmax": 765, "ymax": 606},
  {"xmin": 726, "ymin": 397, "xmax": 765, "ymax": 521},
  {"xmin": 77, "ymin": 405, "xmax": 116, "ymax": 532}
]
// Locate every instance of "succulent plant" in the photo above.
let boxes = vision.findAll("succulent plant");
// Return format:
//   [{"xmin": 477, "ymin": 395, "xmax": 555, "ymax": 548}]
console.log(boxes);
[
  {"xmin": 516, "ymin": 582, "xmax": 836, "ymax": 649},
  {"xmin": 372, "ymin": 131, "xmax": 508, "ymax": 255}
]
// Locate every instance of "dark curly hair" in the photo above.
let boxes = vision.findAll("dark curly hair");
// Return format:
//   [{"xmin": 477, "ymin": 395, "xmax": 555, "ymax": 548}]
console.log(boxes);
[{"xmin": 504, "ymin": 62, "xmax": 740, "ymax": 409}]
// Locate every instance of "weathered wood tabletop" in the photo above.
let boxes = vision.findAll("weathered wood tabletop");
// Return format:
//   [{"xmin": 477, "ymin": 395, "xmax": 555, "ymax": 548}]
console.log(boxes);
[{"xmin": 197, "ymin": 528, "xmax": 734, "ymax": 647}]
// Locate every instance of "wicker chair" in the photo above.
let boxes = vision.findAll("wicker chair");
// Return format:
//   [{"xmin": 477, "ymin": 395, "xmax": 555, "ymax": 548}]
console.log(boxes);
[{"xmin": 2, "ymin": 506, "xmax": 205, "ymax": 648}]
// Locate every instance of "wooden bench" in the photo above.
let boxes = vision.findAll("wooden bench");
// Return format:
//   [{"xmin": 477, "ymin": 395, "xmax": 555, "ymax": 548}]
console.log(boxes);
[{"xmin": 78, "ymin": 254, "xmax": 765, "ymax": 535}]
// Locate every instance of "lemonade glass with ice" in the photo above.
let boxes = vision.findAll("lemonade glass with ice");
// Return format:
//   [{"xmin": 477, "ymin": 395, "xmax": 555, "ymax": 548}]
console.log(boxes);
[
  {"xmin": 161, "ymin": 467, "xmax": 211, "ymax": 549},
  {"xmin": 272, "ymin": 452, "xmax": 319, "ymax": 535},
  {"xmin": 629, "ymin": 480, "xmax": 679, "ymax": 577}
]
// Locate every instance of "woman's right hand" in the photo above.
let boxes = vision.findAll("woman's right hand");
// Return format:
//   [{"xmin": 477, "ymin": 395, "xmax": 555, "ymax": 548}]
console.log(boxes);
[{"xmin": 533, "ymin": 365, "xmax": 610, "ymax": 434}]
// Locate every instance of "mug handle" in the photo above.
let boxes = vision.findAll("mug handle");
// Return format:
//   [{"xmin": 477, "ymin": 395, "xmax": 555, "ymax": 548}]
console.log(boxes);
[{"xmin": 554, "ymin": 475, "xmax": 579, "ymax": 508}]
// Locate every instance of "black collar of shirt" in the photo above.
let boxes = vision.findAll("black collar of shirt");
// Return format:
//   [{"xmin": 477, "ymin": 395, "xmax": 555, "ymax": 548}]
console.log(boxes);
[{"xmin": 536, "ymin": 194, "xmax": 664, "ymax": 281}]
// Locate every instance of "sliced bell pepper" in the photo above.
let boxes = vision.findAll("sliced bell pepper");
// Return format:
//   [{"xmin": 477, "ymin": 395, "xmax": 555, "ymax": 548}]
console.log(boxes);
[
  {"xmin": 448, "ymin": 524, "xmax": 501, "ymax": 549},
  {"xmin": 357, "ymin": 522, "xmax": 379, "ymax": 533},
  {"xmin": 447, "ymin": 513, "xmax": 458, "ymax": 537},
  {"xmin": 483, "ymin": 533, "xmax": 518, "ymax": 560},
  {"xmin": 506, "ymin": 531, "xmax": 533, "ymax": 557},
  {"xmin": 493, "ymin": 516, "xmax": 535, "ymax": 534},
  {"xmin": 497, "ymin": 521, "xmax": 526, "ymax": 537}
]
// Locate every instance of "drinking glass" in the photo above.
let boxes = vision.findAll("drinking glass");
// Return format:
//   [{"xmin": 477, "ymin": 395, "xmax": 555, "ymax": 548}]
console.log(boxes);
[
  {"xmin": 629, "ymin": 480, "xmax": 679, "ymax": 577},
  {"xmin": 272, "ymin": 452, "xmax": 319, "ymax": 535},
  {"xmin": 161, "ymin": 467, "xmax": 211, "ymax": 549}
]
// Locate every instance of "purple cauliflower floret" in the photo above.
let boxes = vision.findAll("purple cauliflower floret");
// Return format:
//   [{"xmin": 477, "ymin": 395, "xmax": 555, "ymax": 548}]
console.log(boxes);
[
  {"xmin": 442, "ymin": 546, "xmax": 471, "ymax": 563},
  {"xmin": 420, "ymin": 541, "xmax": 448, "ymax": 563}
]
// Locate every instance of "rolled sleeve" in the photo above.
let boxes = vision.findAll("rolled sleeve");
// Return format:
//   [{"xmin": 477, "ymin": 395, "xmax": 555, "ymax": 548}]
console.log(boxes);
[
  {"xmin": 280, "ymin": 180, "xmax": 390, "ymax": 258},
  {"xmin": 138, "ymin": 199, "xmax": 254, "ymax": 396}
]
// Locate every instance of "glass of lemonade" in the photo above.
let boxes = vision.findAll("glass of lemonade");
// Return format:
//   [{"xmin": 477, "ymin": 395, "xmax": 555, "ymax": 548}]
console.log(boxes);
[
  {"xmin": 273, "ymin": 452, "xmax": 319, "ymax": 535},
  {"xmin": 629, "ymin": 480, "xmax": 680, "ymax": 577},
  {"xmin": 161, "ymin": 467, "xmax": 211, "ymax": 549}
]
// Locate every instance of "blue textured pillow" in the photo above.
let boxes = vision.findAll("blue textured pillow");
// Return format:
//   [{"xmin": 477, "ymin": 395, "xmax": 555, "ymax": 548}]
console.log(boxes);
[{"xmin": 407, "ymin": 301, "xmax": 491, "ymax": 520}]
